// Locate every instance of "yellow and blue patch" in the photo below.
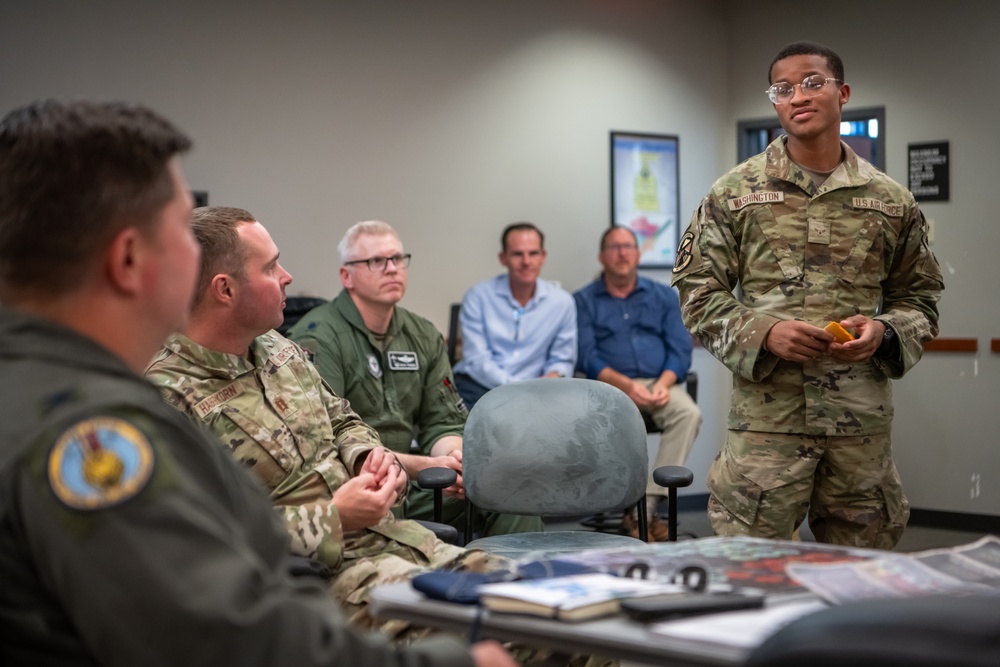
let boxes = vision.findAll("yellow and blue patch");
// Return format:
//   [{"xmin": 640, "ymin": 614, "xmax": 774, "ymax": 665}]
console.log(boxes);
[{"xmin": 47, "ymin": 417, "xmax": 155, "ymax": 510}]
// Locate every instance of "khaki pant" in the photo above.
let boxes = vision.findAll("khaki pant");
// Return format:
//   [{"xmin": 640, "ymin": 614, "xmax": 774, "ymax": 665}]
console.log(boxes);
[
  {"xmin": 706, "ymin": 430, "xmax": 909, "ymax": 550},
  {"xmin": 638, "ymin": 380, "xmax": 702, "ymax": 499}
]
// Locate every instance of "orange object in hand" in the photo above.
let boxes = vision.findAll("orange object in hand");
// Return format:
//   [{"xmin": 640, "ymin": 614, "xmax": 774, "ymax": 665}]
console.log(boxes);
[{"xmin": 824, "ymin": 321, "xmax": 855, "ymax": 343}]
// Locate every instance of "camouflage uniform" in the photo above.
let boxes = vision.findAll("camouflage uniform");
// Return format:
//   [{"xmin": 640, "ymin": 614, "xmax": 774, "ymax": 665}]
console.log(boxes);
[
  {"xmin": 287, "ymin": 290, "xmax": 543, "ymax": 537},
  {"xmin": 672, "ymin": 137, "xmax": 943, "ymax": 549},
  {"xmin": 145, "ymin": 331, "xmax": 500, "ymax": 639},
  {"xmin": 1, "ymin": 310, "xmax": 474, "ymax": 666}
]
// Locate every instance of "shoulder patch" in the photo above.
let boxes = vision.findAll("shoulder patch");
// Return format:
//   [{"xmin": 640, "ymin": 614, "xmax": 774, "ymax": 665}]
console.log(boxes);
[
  {"xmin": 48, "ymin": 417, "xmax": 155, "ymax": 510},
  {"xmin": 673, "ymin": 230, "xmax": 696, "ymax": 273}
]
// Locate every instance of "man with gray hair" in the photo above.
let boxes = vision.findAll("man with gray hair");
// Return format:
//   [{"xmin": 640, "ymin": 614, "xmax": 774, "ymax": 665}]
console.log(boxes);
[{"xmin": 289, "ymin": 221, "xmax": 541, "ymax": 538}]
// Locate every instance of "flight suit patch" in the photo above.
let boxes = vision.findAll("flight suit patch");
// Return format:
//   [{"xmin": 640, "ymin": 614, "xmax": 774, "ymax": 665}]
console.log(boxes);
[
  {"xmin": 48, "ymin": 417, "xmax": 155, "ymax": 510},
  {"xmin": 387, "ymin": 351, "xmax": 419, "ymax": 371}
]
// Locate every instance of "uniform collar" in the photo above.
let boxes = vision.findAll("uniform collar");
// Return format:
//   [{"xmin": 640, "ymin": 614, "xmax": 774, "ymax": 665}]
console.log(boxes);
[
  {"xmin": 162, "ymin": 331, "xmax": 288, "ymax": 379},
  {"xmin": 333, "ymin": 289, "xmax": 403, "ymax": 342},
  {"xmin": 764, "ymin": 135, "xmax": 872, "ymax": 195}
]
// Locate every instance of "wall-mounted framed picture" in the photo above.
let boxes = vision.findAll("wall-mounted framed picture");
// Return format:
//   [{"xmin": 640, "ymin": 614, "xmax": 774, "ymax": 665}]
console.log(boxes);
[{"xmin": 610, "ymin": 131, "xmax": 680, "ymax": 269}]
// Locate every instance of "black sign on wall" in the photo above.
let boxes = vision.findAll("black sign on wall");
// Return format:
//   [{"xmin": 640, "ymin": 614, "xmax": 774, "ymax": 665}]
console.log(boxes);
[{"xmin": 908, "ymin": 141, "xmax": 949, "ymax": 202}]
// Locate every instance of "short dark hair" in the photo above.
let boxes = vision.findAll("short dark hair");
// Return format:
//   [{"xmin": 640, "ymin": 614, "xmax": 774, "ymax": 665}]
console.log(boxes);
[
  {"xmin": 0, "ymin": 100, "xmax": 191, "ymax": 302},
  {"xmin": 189, "ymin": 207, "xmax": 256, "ymax": 307},
  {"xmin": 501, "ymin": 222, "xmax": 544, "ymax": 252},
  {"xmin": 600, "ymin": 226, "xmax": 638, "ymax": 250},
  {"xmin": 768, "ymin": 41, "xmax": 845, "ymax": 84}
]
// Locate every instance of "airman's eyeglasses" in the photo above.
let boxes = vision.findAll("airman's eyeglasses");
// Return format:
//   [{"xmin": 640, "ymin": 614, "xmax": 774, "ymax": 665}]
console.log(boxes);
[
  {"xmin": 766, "ymin": 75, "xmax": 841, "ymax": 104},
  {"xmin": 344, "ymin": 253, "xmax": 412, "ymax": 272}
]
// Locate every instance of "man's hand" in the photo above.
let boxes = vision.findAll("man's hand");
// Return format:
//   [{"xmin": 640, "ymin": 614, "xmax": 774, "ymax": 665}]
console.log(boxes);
[
  {"xmin": 332, "ymin": 469, "xmax": 398, "ymax": 532},
  {"xmin": 361, "ymin": 447, "xmax": 407, "ymax": 494},
  {"xmin": 626, "ymin": 380, "xmax": 670, "ymax": 410},
  {"xmin": 828, "ymin": 315, "xmax": 885, "ymax": 362},
  {"xmin": 764, "ymin": 320, "xmax": 834, "ymax": 362},
  {"xmin": 470, "ymin": 640, "xmax": 518, "ymax": 667}
]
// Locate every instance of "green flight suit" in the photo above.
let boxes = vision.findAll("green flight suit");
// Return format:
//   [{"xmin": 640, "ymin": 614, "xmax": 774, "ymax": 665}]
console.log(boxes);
[
  {"xmin": 0, "ymin": 309, "xmax": 473, "ymax": 667},
  {"xmin": 288, "ymin": 290, "xmax": 542, "ymax": 537}
]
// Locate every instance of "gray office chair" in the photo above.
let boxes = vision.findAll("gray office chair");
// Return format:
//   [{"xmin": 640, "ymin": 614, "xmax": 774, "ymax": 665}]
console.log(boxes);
[
  {"xmin": 581, "ymin": 371, "xmax": 698, "ymax": 540},
  {"xmin": 460, "ymin": 377, "xmax": 684, "ymax": 558}
]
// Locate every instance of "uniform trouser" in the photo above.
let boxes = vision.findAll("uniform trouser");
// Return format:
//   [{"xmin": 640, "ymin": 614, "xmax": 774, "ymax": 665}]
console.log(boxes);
[
  {"xmin": 638, "ymin": 380, "xmax": 702, "ymax": 499},
  {"xmin": 403, "ymin": 487, "xmax": 545, "ymax": 537},
  {"xmin": 706, "ymin": 430, "xmax": 909, "ymax": 550},
  {"xmin": 335, "ymin": 539, "xmax": 616, "ymax": 666}
]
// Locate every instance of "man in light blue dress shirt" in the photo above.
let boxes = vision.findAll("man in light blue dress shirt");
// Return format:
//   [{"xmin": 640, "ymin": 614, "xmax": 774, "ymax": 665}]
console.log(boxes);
[{"xmin": 453, "ymin": 222, "xmax": 577, "ymax": 409}]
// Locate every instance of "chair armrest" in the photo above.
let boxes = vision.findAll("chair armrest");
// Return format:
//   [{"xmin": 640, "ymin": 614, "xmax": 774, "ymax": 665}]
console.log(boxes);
[
  {"xmin": 415, "ymin": 520, "xmax": 460, "ymax": 545},
  {"xmin": 417, "ymin": 467, "xmax": 458, "ymax": 489}
]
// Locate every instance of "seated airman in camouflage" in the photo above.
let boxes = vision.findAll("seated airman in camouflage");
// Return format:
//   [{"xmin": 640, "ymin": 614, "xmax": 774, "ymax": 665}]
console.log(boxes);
[{"xmin": 145, "ymin": 206, "xmax": 502, "ymax": 639}]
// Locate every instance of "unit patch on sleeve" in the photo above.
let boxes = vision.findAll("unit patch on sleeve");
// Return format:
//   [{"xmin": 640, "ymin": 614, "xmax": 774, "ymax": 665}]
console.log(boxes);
[
  {"xmin": 47, "ymin": 417, "xmax": 155, "ymax": 510},
  {"xmin": 673, "ymin": 231, "xmax": 696, "ymax": 274},
  {"xmin": 387, "ymin": 351, "xmax": 419, "ymax": 371}
]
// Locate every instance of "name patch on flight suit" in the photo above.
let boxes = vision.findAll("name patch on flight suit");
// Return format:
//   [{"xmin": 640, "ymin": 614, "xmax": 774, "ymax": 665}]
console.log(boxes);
[
  {"xmin": 852, "ymin": 198, "xmax": 902, "ymax": 217},
  {"xmin": 727, "ymin": 191, "xmax": 784, "ymax": 211},
  {"xmin": 387, "ymin": 351, "xmax": 419, "ymax": 371},
  {"xmin": 194, "ymin": 382, "xmax": 244, "ymax": 418},
  {"xmin": 48, "ymin": 417, "xmax": 155, "ymax": 510}
]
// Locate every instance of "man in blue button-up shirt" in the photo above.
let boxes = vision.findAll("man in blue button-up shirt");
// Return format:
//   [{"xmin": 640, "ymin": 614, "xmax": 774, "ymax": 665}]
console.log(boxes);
[
  {"xmin": 575, "ymin": 226, "xmax": 701, "ymax": 541},
  {"xmin": 453, "ymin": 222, "xmax": 577, "ymax": 409}
]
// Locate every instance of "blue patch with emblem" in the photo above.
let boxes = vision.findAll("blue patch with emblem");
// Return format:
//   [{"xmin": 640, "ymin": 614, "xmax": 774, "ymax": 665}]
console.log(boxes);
[{"xmin": 48, "ymin": 417, "xmax": 155, "ymax": 510}]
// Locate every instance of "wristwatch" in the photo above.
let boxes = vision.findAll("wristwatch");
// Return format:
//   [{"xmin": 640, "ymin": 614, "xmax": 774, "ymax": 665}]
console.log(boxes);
[{"xmin": 876, "ymin": 323, "xmax": 897, "ymax": 358}]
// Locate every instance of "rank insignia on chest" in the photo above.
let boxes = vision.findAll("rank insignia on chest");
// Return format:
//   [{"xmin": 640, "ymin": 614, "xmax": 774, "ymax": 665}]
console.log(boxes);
[
  {"xmin": 387, "ymin": 351, "xmax": 419, "ymax": 371},
  {"xmin": 48, "ymin": 417, "xmax": 155, "ymax": 510}
]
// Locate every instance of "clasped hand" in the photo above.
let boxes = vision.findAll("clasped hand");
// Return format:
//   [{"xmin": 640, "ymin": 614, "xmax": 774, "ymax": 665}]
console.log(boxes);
[
  {"xmin": 765, "ymin": 315, "xmax": 886, "ymax": 363},
  {"xmin": 333, "ymin": 448, "xmax": 404, "ymax": 532}
]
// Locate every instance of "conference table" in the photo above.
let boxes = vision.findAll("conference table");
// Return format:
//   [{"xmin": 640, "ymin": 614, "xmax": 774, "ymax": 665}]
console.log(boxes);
[{"xmin": 368, "ymin": 537, "xmax": 871, "ymax": 666}]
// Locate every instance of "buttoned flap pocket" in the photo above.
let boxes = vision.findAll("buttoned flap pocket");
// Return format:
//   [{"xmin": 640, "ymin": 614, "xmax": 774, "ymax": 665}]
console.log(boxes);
[
  {"xmin": 749, "ymin": 207, "xmax": 803, "ymax": 282},
  {"xmin": 839, "ymin": 212, "xmax": 893, "ymax": 285}
]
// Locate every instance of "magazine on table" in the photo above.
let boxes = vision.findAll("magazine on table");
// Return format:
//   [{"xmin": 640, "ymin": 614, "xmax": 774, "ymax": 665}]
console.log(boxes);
[{"xmin": 786, "ymin": 535, "xmax": 1000, "ymax": 604}]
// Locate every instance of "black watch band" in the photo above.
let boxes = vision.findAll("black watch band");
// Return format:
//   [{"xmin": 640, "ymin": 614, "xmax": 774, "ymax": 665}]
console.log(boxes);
[{"xmin": 876, "ymin": 323, "xmax": 897, "ymax": 357}]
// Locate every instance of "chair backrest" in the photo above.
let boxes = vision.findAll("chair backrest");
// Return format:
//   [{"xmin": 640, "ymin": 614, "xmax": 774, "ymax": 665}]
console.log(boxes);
[
  {"xmin": 278, "ymin": 296, "xmax": 328, "ymax": 336},
  {"xmin": 447, "ymin": 302, "xmax": 462, "ymax": 366},
  {"xmin": 463, "ymin": 378, "xmax": 647, "ymax": 517}
]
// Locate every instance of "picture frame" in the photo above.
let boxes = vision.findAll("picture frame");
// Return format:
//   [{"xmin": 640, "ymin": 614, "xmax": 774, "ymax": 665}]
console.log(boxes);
[{"xmin": 610, "ymin": 131, "xmax": 680, "ymax": 268}]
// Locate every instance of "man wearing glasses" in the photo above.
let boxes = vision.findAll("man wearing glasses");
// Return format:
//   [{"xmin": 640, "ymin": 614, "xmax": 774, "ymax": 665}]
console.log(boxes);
[
  {"xmin": 288, "ymin": 221, "xmax": 541, "ymax": 537},
  {"xmin": 672, "ymin": 42, "xmax": 943, "ymax": 550},
  {"xmin": 452, "ymin": 222, "xmax": 577, "ymax": 409},
  {"xmin": 575, "ymin": 226, "xmax": 701, "ymax": 542}
]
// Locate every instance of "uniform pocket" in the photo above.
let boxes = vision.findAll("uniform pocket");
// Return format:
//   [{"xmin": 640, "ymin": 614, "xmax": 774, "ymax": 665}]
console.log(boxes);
[{"xmin": 707, "ymin": 450, "xmax": 764, "ymax": 527}]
